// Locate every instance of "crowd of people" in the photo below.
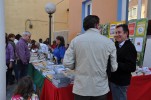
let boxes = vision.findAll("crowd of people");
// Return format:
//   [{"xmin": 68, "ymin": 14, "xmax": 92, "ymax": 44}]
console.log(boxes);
[
  {"xmin": 6, "ymin": 15, "xmax": 137, "ymax": 100},
  {"xmin": 6, "ymin": 31, "xmax": 68, "ymax": 99}
]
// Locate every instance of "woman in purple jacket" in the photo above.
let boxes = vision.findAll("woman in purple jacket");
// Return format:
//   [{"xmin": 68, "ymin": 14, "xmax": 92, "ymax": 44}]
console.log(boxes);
[{"xmin": 6, "ymin": 35, "xmax": 15, "ymax": 85}]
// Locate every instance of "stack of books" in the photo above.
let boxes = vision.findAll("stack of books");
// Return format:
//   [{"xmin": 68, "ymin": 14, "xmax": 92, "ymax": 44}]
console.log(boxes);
[{"xmin": 52, "ymin": 73, "xmax": 71, "ymax": 88}]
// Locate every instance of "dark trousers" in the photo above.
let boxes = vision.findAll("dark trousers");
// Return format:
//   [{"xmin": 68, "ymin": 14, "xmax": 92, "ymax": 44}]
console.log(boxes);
[
  {"xmin": 17, "ymin": 60, "xmax": 28, "ymax": 79},
  {"xmin": 14, "ymin": 61, "xmax": 19, "ymax": 81},
  {"xmin": 74, "ymin": 94, "xmax": 107, "ymax": 100},
  {"xmin": 6, "ymin": 63, "xmax": 13, "ymax": 85}
]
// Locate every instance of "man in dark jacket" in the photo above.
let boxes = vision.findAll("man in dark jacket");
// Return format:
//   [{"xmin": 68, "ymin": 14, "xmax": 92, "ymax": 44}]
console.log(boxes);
[{"xmin": 109, "ymin": 24, "xmax": 137, "ymax": 100}]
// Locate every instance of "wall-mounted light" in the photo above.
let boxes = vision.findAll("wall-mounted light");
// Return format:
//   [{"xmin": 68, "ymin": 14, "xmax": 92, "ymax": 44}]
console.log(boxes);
[
  {"xmin": 29, "ymin": 22, "xmax": 33, "ymax": 29},
  {"xmin": 25, "ymin": 19, "xmax": 48, "ymax": 31},
  {"xmin": 67, "ymin": 8, "xmax": 69, "ymax": 12},
  {"xmin": 25, "ymin": 19, "xmax": 33, "ymax": 30}
]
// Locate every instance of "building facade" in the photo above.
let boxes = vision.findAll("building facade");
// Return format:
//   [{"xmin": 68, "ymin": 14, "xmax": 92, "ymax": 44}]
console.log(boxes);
[
  {"xmin": 5, "ymin": 0, "xmax": 69, "ymax": 42},
  {"xmin": 128, "ymin": 0, "xmax": 148, "ymax": 20},
  {"xmin": 68, "ymin": 0, "xmax": 118, "ymax": 41},
  {"xmin": 68, "ymin": 0, "xmax": 151, "ymax": 42}
]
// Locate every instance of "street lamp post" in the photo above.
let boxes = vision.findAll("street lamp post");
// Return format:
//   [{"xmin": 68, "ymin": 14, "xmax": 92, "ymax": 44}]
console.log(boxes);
[
  {"xmin": 45, "ymin": 3, "xmax": 56, "ymax": 45},
  {"xmin": 49, "ymin": 14, "xmax": 52, "ymax": 45}
]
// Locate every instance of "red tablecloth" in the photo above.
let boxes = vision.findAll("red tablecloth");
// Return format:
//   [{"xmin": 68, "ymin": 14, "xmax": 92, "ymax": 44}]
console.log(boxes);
[
  {"xmin": 40, "ymin": 78, "xmax": 74, "ymax": 100},
  {"xmin": 127, "ymin": 74, "xmax": 151, "ymax": 100},
  {"xmin": 40, "ymin": 75, "xmax": 151, "ymax": 100}
]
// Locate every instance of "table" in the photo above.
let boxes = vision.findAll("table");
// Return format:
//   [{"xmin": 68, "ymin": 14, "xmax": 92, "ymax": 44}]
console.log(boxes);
[
  {"xmin": 127, "ymin": 74, "xmax": 151, "ymax": 100},
  {"xmin": 28, "ymin": 64, "xmax": 151, "ymax": 100},
  {"xmin": 28, "ymin": 63, "xmax": 74, "ymax": 100},
  {"xmin": 28, "ymin": 64, "xmax": 45, "ymax": 90},
  {"xmin": 40, "ymin": 78, "xmax": 74, "ymax": 100}
]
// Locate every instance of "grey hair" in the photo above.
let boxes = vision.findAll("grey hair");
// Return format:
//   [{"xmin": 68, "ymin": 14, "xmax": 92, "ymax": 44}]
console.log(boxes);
[{"xmin": 22, "ymin": 31, "xmax": 31, "ymax": 36}]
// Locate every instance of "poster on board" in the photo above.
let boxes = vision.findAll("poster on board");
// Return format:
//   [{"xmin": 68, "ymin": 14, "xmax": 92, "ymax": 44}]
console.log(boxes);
[
  {"xmin": 100, "ymin": 24, "xmax": 109, "ymax": 36},
  {"xmin": 128, "ymin": 22, "xmax": 136, "ymax": 36},
  {"xmin": 109, "ymin": 21, "xmax": 126, "ymax": 37},
  {"xmin": 134, "ymin": 37, "xmax": 144, "ymax": 52},
  {"xmin": 109, "ymin": 24, "xmax": 116, "ymax": 37},
  {"xmin": 136, "ymin": 19, "xmax": 147, "ymax": 37}
]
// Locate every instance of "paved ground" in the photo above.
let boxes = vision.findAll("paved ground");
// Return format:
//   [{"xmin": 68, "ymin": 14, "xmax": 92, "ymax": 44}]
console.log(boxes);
[{"xmin": 6, "ymin": 82, "xmax": 17, "ymax": 100}]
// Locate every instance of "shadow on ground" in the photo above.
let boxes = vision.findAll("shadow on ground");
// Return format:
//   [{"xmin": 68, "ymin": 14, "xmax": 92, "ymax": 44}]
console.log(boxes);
[{"xmin": 6, "ymin": 82, "xmax": 17, "ymax": 100}]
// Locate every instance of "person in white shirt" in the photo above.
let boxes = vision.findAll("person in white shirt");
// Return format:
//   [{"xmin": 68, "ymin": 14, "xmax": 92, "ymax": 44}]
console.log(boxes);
[
  {"xmin": 14, "ymin": 34, "xmax": 22, "ymax": 45},
  {"xmin": 63, "ymin": 15, "xmax": 118, "ymax": 100},
  {"xmin": 39, "ymin": 38, "xmax": 49, "ymax": 53}
]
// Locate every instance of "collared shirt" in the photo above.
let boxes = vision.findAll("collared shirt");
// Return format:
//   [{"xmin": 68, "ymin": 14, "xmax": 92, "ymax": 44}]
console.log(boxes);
[
  {"xmin": 119, "ymin": 40, "xmax": 125, "ymax": 48},
  {"xmin": 63, "ymin": 28, "xmax": 118, "ymax": 96},
  {"xmin": 39, "ymin": 43, "xmax": 49, "ymax": 53},
  {"xmin": 16, "ymin": 38, "xmax": 30, "ymax": 64},
  {"xmin": 6, "ymin": 43, "xmax": 14, "ymax": 64},
  {"xmin": 14, "ymin": 39, "xmax": 18, "ymax": 45}
]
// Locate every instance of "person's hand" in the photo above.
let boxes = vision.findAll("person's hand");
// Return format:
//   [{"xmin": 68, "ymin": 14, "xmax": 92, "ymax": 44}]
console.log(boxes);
[{"xmin": 9, "ymin": 62, "xmax": 13, "ymax": 69}]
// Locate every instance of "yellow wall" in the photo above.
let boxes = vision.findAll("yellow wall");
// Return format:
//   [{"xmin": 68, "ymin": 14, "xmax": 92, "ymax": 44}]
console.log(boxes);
[
  {"xmin": 5, "ymin": 0, "xmax": 69, "ymax": 42},
  {"xmin": 69, "ymin": 0, "xmax": 117, "ymax": 42}
]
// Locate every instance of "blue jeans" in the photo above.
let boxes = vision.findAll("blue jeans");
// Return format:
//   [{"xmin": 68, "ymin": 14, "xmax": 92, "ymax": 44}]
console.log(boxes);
[{"xmin": 110, "ymin": 82, "xmax": 128, "ymax": 100}]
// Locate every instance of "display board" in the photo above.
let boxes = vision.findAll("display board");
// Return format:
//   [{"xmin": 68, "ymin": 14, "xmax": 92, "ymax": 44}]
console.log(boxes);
[
  {"xmin": 100, "ymin": 21, "xmax": 125, "ymax": 42},
  {"xmin": 100, "ymin": 18, "xmax": 148, "ymax": 66},
  {"xmin": 129, "ymin": 18, "xmax": 148, "ymax": 66}
]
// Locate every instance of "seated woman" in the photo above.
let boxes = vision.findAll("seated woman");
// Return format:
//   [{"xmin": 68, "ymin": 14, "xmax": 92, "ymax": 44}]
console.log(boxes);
[
  {"xmin": 30, "ymin": 40, "xmax": 39, "ymax": 53},
  {"xmin": 11, "ymin": 76, "xmax": 39, "ymax": 100},
  {"xmin": 53, "ymin": 36, "xmax": 66, "ymax": 64}
]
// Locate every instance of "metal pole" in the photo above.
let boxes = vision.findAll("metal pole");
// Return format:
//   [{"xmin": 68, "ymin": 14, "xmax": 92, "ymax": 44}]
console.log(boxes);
[
  {"xmin": 0, "ymin": 0, "xmax": 6, "ymax": 99},
  {"xmin": 49, "ymin": 14, "xmax": 52, "ymax": 45},
  {"xmin": 147, "ymin": 0, "xmax": 151, "ymax": 19},
  {"xmin": 137, "ymin": 0, "xmax": 142, "ymax": 19}
]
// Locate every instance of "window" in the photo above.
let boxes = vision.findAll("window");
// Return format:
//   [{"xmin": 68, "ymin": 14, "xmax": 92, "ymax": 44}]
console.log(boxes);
[
  {"xmin": 128, "ymin": 9, "xmax": 132, "ymax": 17},
  {"xmin": 85, "ymin": 1, "xmax": 92, "ymax": 17},
  {"xmin": 128, "ymin": 0, "xmax": 147, "ymax": 20},
  {"xmin": 128, "ymin": 0, "xmax": 138, "ymax": 20},
  {"xmin": 82, "ymin": 0, "xmax": 92, "ymax": 32},
  {"xmin": 141, "ymin": 0, "xmax": 147, "ymax": 18},
  {"xmin": 132, "ymin": 7, "xmax": 137, "ymax": 16},
  {"xmin": 87, "ymin": 4, "xmax": 91, "ymax": 15}
]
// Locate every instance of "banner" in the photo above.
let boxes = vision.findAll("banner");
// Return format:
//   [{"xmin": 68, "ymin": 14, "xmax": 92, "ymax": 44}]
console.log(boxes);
[
  {"xmin": 128, "ymin": 22, "xmax": 136, "ymax": 36},
  {"xmin": 135, "ymin": 19, "xmax": 147, "ymax": 37}
]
